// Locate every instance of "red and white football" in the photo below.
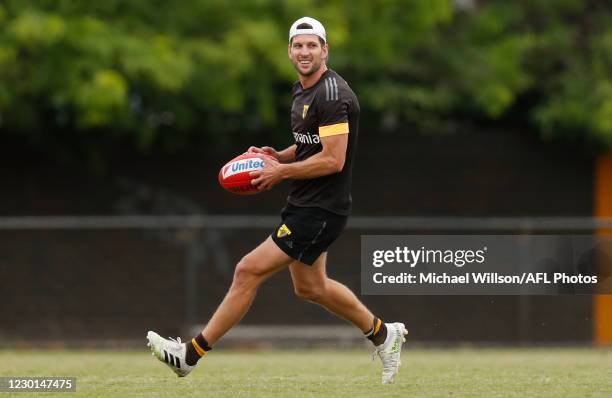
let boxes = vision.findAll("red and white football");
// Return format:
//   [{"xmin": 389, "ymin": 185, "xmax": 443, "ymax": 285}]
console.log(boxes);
[{"xmin": 218, "ymin": 153, "xmax": 266, "ymax": 195}]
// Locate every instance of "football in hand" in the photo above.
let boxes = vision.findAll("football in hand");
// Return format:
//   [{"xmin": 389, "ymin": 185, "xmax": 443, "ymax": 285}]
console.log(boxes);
[{"xmin": 218, "ymin": 153, "xmax": 266, "ymax": 195}]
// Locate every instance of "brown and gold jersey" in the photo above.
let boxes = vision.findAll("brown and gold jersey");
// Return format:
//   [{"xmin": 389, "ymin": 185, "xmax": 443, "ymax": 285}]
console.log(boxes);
[{"xmin": 287, "ymin": 69, "xmax": 360, "ymax": 215}]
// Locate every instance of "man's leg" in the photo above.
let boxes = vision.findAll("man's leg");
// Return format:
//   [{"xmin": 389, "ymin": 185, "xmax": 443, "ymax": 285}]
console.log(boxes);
[
  {"xmin": 202, "ymin": 236, "xmax": 293, "ymax": 345},
  {"xmin": 289, "ymin": 253, "xmax": 408, "ymax": 384},
  {"xmin": 147, "ymin": 236, "xmax": 292, "ymax": 377},
  {"xmin": 289, "ymin": 253, "xmax": 373, "ymax": 332}
]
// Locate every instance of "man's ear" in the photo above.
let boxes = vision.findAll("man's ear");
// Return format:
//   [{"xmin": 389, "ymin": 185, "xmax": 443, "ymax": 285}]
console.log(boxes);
[
  {"xmin": 288, "ymin": 44, "xmax": 292, "ymax": 59},
  {"xmin": 322, "ymin": 43, "xmax": 329, "ymax": 61}
]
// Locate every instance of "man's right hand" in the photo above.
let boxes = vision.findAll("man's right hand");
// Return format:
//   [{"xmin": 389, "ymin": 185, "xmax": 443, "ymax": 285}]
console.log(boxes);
[{"xmin": 247, "ymin": 146, "xmax": 280, "ymax": 160}]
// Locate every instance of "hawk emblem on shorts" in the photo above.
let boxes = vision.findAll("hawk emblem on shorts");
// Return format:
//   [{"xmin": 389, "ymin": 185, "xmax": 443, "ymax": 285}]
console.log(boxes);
[
  {"xmin": 277, "ymin": 224, "xmax": 292, "ymax": 238},
  {"xmin": 302, "ymin": 105, "xmax": 309, "ymax": 119}
]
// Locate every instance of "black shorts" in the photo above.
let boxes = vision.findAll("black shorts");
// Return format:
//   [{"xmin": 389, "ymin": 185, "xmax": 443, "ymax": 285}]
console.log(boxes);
[{"xmin": 271, "ymin": 203, "xmax": 348, "ymax": 266}]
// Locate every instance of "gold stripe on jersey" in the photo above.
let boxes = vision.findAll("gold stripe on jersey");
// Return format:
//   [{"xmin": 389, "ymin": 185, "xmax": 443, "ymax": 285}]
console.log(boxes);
[{"xmin": 319, "ymin": 122, "xmax": 349, "ymax": 137}]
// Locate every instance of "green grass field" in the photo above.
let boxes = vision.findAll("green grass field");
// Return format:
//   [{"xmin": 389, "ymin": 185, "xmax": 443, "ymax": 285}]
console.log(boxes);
[{"xmin": 0, "ymin": 348, "xmax": 610, "ymax": 397}]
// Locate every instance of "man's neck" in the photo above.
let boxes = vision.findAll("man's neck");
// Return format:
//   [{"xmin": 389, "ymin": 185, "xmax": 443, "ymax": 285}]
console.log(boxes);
[{"xmin": 299, "ymin": 65, "xmax": 328, "ymax": 89}]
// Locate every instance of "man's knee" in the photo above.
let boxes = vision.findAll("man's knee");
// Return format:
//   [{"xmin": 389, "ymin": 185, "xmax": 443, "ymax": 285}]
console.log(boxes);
[
  {"xmin": 294, "ymin": 281, "xmax": 327, "ymax": 302},
  {"xmin": 232, "ymin": 255, "xmax": 267, "ymax": 289}
]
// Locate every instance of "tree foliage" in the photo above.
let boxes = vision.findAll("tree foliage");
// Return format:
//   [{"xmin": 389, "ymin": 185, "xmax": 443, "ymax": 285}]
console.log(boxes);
[{"xmin": 0, "ymin": 0, "xmax": 611, "ymax": 160}]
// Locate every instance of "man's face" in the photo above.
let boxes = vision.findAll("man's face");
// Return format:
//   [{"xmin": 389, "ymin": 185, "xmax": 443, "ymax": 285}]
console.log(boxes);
[{"xmin": 288, "ymin": 34, "xmax": 328, "ymax": 77}]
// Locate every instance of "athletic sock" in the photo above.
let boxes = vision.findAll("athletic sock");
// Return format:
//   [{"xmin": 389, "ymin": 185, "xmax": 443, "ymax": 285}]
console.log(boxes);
[
  {"xmin": 365, "ymin": 317, "xmax": 388, "ymax": 346},
  {"xmin": 185, "ymin": 333, "xmax": 212, "ymax": 366}
]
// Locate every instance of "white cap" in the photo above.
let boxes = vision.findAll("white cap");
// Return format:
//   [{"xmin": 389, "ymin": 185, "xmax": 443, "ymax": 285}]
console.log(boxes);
[{"xmin": 289, "ymin": 16, "xmax": 326, "ymax": 43}]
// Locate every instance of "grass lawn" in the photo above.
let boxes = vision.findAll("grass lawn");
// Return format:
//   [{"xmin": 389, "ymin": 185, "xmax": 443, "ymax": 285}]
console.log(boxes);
[{"xmin": 0, "ymin": 348, "xmax": 610, "ymax": 397}]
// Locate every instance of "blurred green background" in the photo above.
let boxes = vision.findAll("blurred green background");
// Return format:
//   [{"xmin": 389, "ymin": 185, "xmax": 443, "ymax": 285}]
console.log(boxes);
[
  {"xmin": 1, "ymin": 0, "xmax": 611, "ymax": 167},
  {"xmin": 1, "ymin": 0, "xmax": 612, "ymax": 350}
]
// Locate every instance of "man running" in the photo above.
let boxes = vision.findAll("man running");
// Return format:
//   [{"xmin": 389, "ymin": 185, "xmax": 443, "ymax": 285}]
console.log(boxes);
[{"xmin": 147, "ymin": 16, "xmax": 407, "ymax": 385}]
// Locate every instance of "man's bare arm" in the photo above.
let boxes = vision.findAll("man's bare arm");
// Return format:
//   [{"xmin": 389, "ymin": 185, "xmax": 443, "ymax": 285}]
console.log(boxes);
[
  {"xmin": 276, "ymin": 145, "xmax": 297, "ymax": 163},
  {"xmin": 280, "ymin": 134, "xmax": 347, "ymax": 179},
  {"xmin": 251, "ymin": 134, "xmax": 347, "ymax": 190}
]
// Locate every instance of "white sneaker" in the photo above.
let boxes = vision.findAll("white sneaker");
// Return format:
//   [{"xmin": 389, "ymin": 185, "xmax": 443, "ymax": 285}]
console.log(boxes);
[
  {"xmin": 146, "ymin": 331, "xmax": 196, "ymax": 377},
  {"xmin": 373, "ymin": 322, "xmax": 408, "ymax": 384}
]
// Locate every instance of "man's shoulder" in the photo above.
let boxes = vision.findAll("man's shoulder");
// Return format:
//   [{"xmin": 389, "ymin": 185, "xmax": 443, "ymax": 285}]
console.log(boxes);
[{"xmin": 314, "ymin": 70, "xmax": 356, "ymax": 103}]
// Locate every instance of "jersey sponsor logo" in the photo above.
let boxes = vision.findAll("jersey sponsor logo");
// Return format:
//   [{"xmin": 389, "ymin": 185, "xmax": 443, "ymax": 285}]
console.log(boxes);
[
  {"xmin": 302, "ymin": 104, "xmax": 310, "ymax": 119},
  {"xmin": 222, "ymin": 158, "xmax": 265, "ymax": 179},
  {"xmin": 293, "ymin": 131, "xmax": 320, "ymax": 144},
  {"xmin": 277, "ymin": 223, "xmax": 292, "ymax": 238}
]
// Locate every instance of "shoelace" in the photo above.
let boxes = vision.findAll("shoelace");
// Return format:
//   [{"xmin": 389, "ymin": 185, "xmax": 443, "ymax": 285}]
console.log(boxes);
[{"xmin": 168, "ymin": 336, "xmax": 182, "ymax": 345}]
